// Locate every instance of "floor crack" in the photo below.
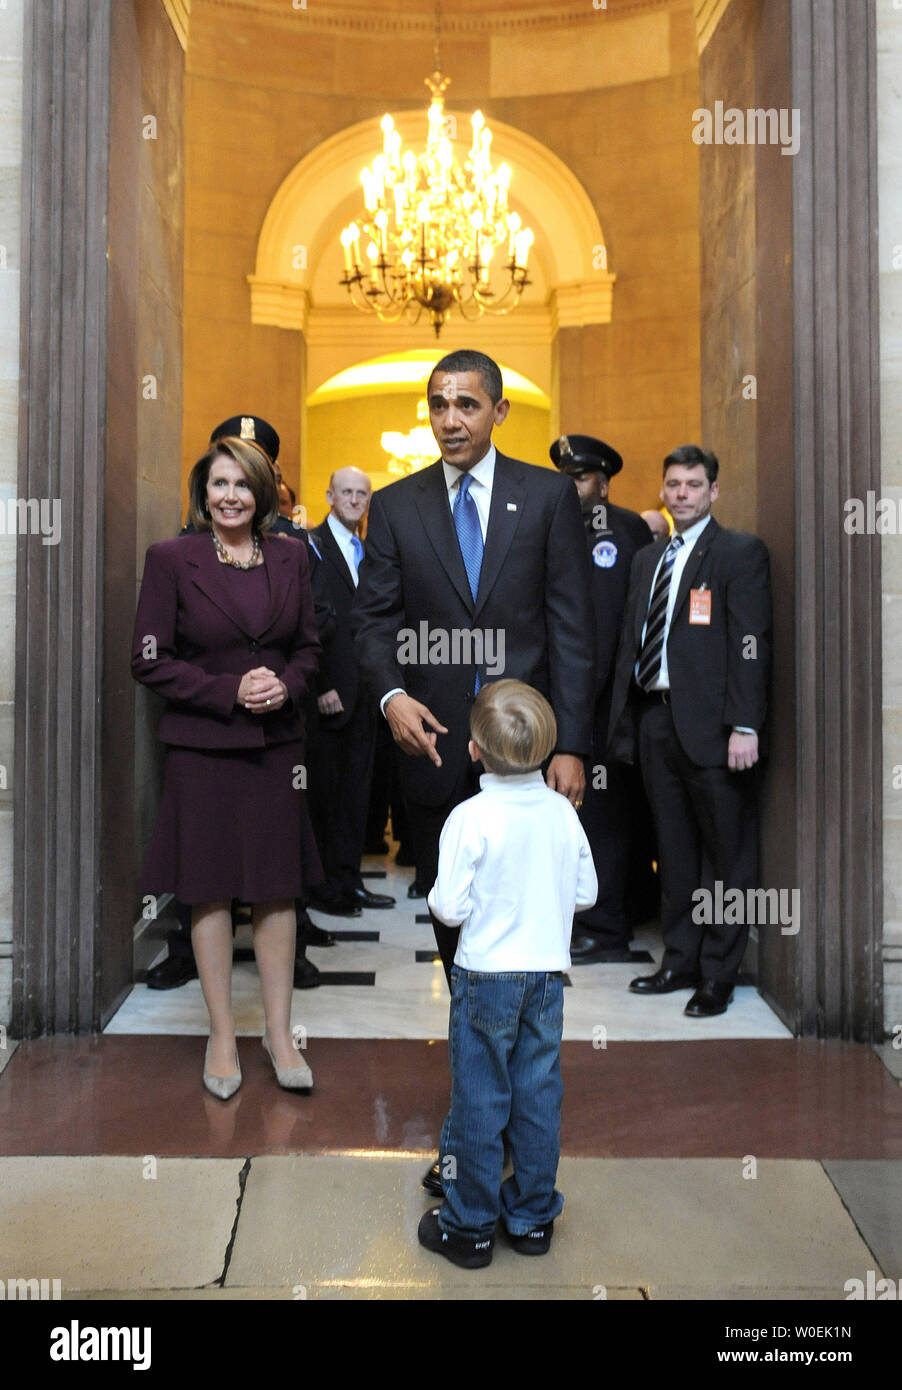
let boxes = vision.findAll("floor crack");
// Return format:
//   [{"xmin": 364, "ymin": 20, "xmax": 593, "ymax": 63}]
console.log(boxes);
[{"xmin": 216, "ymin": 1156, "xmax": 252, "ymax": 1287}]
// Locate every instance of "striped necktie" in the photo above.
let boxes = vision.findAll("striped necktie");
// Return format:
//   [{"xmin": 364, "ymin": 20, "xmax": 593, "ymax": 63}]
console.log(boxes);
[
  {"xmin": 635, "ymin": 535, "xmax": 683, "ymax": 691},
  {"xmin": 453, "ymin": 473, "xmax": 484, "ymax": 691}
]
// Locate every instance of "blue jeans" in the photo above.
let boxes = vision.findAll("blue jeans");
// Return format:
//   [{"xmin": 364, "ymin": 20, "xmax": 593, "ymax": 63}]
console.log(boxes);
[{"xmin": 438, "ymin": 965, "xmax": 565, "ymax": 1238}]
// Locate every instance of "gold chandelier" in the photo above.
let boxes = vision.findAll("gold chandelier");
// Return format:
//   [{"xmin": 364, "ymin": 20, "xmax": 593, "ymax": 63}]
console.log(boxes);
[
  {"xmin": 380, "ymin": 398, "xmax": 438, "ymax": 475},
  {"xmin": 339, "ymin": 9, "xmax": 534, "ymax": 337}
]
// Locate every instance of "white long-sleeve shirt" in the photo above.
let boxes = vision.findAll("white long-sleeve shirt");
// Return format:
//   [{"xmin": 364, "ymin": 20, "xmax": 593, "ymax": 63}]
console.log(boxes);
[{"xmin": 427, "ymin": 770, "xmax": 598, "ymax": 972}]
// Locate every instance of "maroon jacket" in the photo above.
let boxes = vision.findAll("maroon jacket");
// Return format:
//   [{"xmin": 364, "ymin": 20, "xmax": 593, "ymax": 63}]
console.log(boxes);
[{"xmin": 131, "ymin": 531, "xmax": 321, "ymax": 750}]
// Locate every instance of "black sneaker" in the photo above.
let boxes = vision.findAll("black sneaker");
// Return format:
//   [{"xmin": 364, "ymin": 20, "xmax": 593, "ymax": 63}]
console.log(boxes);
[
  {"xmin": 421, "ymin": 1159, "xmax": 443, "ymax": 1196},
  {"xmin": 505, "ymin": 1220, "xmax": 554, "ymax": 1255},
  {"xmin": 417, "ymin": 1207, "xmax": 494, "ymax": 1269}
]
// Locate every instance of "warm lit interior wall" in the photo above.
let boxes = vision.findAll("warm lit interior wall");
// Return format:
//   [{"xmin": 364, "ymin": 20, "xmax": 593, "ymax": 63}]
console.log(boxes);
[
  {"xmin": 183, "ymin": 0, "xmax": 701, "ymax": 516},
  {"xmin": 304, "ymin": 393, "xmax": 551, "ymax": 522}
]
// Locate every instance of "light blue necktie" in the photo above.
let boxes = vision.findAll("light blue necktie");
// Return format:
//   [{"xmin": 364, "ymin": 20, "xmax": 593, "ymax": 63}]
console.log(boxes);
[
  {"xmin": 453, "ymin": 474, "xmax": 484, "ymax": 691},
  {"xmin": 350, "ymin": 534, "xmax": 364, "ymax": 584}
]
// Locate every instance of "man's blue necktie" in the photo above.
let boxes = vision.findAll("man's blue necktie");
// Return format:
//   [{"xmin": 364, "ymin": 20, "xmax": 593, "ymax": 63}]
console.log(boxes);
[
  {"xmin": 453, "ymin": 474, "xmax": 484, "ymax": 690},
  {"xmin": 635, "ymin": 535, "xmax": 683, "ymax": 691},
  {"xmin": 350, "ymin": 534, "xmax": 364, "ymax": 583}
]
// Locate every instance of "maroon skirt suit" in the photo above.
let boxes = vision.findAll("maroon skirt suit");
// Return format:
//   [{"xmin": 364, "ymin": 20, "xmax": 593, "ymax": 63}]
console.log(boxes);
[{"xmin": 131, "ymin": 530, "xmax": 324, "ymax": 904}]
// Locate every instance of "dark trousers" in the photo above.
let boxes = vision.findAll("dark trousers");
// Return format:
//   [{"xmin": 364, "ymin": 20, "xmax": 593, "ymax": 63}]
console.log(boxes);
[
  {"xmin": 638, "ymin": 700, "xmax": 759, "ymax": 984},
  {"xmin": 574, "ymin": 758, "xmax": 633, "ymax": 947},
  {"xmin": 408, "ymin": 758, "xmax": 482, "ymax": 987},
  {"xmin": 366, "ymin": 719, "xmax": 412, "ymax": 849},
  {"xmin": 308, "ymin": 700, "xmax": 376, "ymax": 897}
]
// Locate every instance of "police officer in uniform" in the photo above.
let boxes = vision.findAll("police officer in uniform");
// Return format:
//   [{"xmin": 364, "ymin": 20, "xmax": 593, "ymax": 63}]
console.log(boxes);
[
  {"xmin": 144, "ymin": 414, "xmax": 336, "ymax": 991},
  {"xmin": 550, "ymin": 434, "xmax": 654, "ymax": 962}
]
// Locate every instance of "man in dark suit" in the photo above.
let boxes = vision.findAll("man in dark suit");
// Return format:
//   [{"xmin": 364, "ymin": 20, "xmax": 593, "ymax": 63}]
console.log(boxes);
[
  {"xmin": 307, "ymin": 467, "xmax": 395, "ymax": 914},
  {"xmin": 549, "ymin": 434, "xmax": 655, "ymax": 964},
  {"xmin": 354, "ymin": 349, "xmax": 595, "ymax": 1193},
  {"xmin": 608, "ymin": 444, "xmax": 772, "ymax": 1017},
  {"xmin": 354, "ymin": 349, "xmax": 595, "ymax": 973}
]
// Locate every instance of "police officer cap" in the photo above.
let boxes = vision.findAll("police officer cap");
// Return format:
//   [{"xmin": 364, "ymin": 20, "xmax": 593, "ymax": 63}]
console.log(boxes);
[
  {"xmin": 549, "ymin": 434, "xmax": 623, "ymax": 478},
  {"xmin": 210, "ymin": 415, "xmax": 280, "ymax": 465}
]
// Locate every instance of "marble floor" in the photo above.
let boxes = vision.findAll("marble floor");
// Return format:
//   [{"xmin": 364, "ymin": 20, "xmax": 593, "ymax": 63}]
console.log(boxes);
[
  {"xmin": 107, "ymin": 853, "xmax": 792, "ymax": 1042},
  {"xmin": 6, "ymin": 848, "xmax": 901, "ymax": 1318}
]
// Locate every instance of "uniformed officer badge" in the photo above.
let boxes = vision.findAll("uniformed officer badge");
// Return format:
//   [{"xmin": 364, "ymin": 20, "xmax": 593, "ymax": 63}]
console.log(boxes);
[
  {"xmin": 592, "ymin": 539, "xmax": 618, "ymax": 568},
  {"xmin": 240, "ymin": 416, "xmax": 256, "ymax": 440}
]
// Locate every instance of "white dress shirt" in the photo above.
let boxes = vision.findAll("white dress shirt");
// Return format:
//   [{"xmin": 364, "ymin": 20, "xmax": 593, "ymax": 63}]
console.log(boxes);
[
  {"xmin": 427, "ymin": 770, "xmax": 598, "ymax": 972},
  {"xmin": 326, "ymin": 511, "xmax": 361, "ymax": 587},
  {"xmin": 639, "ymin": 514, "xmax": 711, "ymax": 691},
  {"xmin": 380, "ymin": 444, "xmax": 496, "ymax": 714},
  {"xmin": 440, "ymin": 444, "xmax": 495, "ymax": 540}
]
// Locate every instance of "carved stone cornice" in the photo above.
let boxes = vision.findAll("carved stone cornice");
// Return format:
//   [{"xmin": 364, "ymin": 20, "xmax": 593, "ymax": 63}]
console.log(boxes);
[{"xmin": 198, "ymin": 0, "xmax": 682, "ymax": 40}]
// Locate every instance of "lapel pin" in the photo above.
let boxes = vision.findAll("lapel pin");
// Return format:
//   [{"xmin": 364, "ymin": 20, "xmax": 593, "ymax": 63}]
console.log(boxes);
[{"xmin": 507, "ymin": 502, "xmax": 517, "ymax": 511}]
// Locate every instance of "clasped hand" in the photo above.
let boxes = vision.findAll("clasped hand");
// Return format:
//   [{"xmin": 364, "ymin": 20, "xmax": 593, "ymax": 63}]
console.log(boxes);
[{"xmin": 237, "ymin": 666, "xmax": 287, "ymax": 713}]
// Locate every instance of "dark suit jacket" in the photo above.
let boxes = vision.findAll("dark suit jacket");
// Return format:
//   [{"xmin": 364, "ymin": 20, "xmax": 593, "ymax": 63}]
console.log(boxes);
[
  {"xmin": 181, "ymin": 517, "xmax": 336, "ymax": 646},
  {"xmin": 586, "ymin": 502, "xmax": 653, "ymax": 756},
  {"xmin": 310, "ymin": 518, "xmax": 363, "ymax": 729},
  {"xmin": 353, "ymin": 452, "xmax": 596, "ymax": 806},
  {"xmin": 608, "ymin": 515, "xmax": 772, "ymax": 768},
  {"xmin": 131, "ymin": 531, "xmax": 321, "ymax": 750}
]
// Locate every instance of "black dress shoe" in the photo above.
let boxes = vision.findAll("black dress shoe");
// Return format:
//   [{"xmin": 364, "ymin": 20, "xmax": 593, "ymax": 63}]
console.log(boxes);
[
  {"xmin": 293, "ymin": 956, "xmax": 321, "ymax": 990},
  {"xmin": 417, "ymin": 1207, "xmax": 494, "ymax": 1269},
  {"xmin": 629, "ymin": 967, "xmax": 701, "ymax": 994},
  {"xmin": 145, "ymin": 954, "xmax": 197, "ymax": 990},
  {"xmin": 298, "ymin": 920, "xmax": 335, "ymax": 948},
  {"xmin": 407, "ymin": 881, "xmax": 427, "ymax": 900},
  {"xmin": 308, "ymin": 892, "xmax": 362, "ymax": 918},
  {"xmin": 571, "ymin": 933, "xmax": 635, "ymax": 965},
  {"xmin": 685, "ymin": 980, "xmax": 734, "ymax": 1017},
  {"xmin": 505, "ymin": 1220, "xmax": 554, "ymax": 1256},
  {"xmin": 351, "ymin": 886, "xmax": 396, "ymax": 909},
  {"xmin": 422, "ymin": 1159, "xmax": 443, "ymax": 1196}
]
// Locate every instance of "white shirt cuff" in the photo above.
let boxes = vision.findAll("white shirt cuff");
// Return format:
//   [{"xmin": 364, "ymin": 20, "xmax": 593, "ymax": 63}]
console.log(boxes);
[{"xmin": 380, "ymin": 687, "xmax": 405, "ymax": 717}]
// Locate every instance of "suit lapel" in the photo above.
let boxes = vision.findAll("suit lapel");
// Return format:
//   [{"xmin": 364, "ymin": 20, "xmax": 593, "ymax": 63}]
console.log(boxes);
[
  {"xmin": 670, "ymin": 516, "xmax": 719, "ymax": 623},
  {"xmin": 414, "ymin": 460, "xmax": 475, "ymax": 615},
  {"xmin": 186, "ymin": 531, "xmax": 291, "ymax": 639},
  {"xmin": 473, "ymin": 453, "xmax": 526, "ymax": 620},
  {"xmin": 315, "ymin": 520, "xmax": 356, "ymax": 595}
]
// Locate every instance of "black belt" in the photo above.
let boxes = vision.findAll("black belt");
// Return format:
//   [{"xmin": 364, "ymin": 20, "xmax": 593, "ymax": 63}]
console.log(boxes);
[{"xmin": 632, "ymin": 684, "xmax": 671, "ymax": 707}]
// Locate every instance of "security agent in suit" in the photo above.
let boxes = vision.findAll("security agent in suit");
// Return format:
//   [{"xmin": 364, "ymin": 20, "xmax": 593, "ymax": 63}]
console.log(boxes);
[
  {"xmin": 353, "ymin": 350, "xmax": 596, "ymax": 980},
  {"xmin": 307, "ymin": 468, "xmax": 395, "ymax": 914},
  {"xmin": 145, "ymin": 415, "xmax": 335, "ymax": 991},
  {"xmin": 549, "ymin": 434, "xmax": 654, "ymax": 963},
  {"xmin": 607, "ymin": 445, "xmax": 772, "ymax": 1017}
]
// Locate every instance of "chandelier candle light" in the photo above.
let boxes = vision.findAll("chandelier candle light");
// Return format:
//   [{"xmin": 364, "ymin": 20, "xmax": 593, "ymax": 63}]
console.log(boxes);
[{"xmin": 340, "ymin": 72, "xmax": 534, "ymax": 336}]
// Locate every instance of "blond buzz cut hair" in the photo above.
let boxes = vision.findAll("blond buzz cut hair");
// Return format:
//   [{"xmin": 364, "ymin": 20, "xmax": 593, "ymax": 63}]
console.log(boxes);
[{"xmin": 470, "ymin": 679, "xmax": 557, "ymax": 776}]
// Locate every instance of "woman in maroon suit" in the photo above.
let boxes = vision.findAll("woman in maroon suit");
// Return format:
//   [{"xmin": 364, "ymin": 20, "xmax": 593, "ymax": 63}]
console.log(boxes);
[{"xmin": 132, "ymin": 437, "xmax": 322, "ymax": 1098}]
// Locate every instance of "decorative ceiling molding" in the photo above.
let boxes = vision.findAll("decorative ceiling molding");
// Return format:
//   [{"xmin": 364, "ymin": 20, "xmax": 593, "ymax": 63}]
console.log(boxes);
[
  {"xmin": 198, "ymin": 0, "xmax": 681, "ymax": 40},
  {"xmin": 304, "ymin": 305, "xmax": 553, "ymax": 355},
  {"xmin": 694, "ymin": 0, "xmax": 731, "ymax": 54},
  {"xmin": 550, "ymin": 278, "xmax": 616, "ymax": 334},
  {"xmin": 247, "ymin": 278, "xmax": 310, "ymax": 332},
  {"xmin": 161, "ymin": 0, "xmax": 190, "ymax": 50}
]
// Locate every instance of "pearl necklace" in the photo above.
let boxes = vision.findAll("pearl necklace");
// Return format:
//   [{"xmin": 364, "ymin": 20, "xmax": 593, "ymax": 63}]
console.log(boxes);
[{"xmin": 212, "ymin": 529, "xmax": 261, "ymax": 569}]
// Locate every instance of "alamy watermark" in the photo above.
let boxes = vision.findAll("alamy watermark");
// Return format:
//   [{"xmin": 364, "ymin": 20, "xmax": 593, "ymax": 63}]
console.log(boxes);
[
  {"xmin": 0, "ymin": 497, "xmax": 61, "ymax": 545},
  {"xmin": 692, "ymin": 102, "xmax": 800, "ymax": 156},
  {"xmin": 692, "ymin": 881, "xmax": 800, "ymax": 935},
  {"xmin": 396, "ymin": 621, "xmax": 505, "ymax": 676}
]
